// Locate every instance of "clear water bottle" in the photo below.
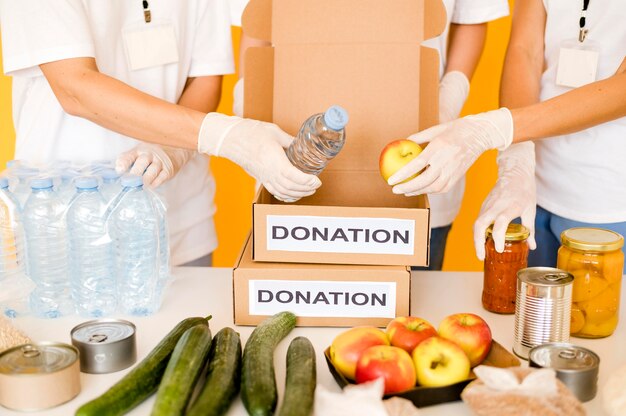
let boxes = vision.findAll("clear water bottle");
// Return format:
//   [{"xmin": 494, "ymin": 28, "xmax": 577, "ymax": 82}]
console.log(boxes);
[
  {"xmin": 56, "ymin": 169, "xmax": 80, "ymax": 204},
  {"xmin": 11, "ymin": 167, "xmax": 39, "ymax": 208},
  {"xmin": 0, "ymin": 177, "xmax": 31, "ymax": 317},
  {"xmin": 99, "ymin": 168, "xmax": 121, "ymax": 203},
  {"xmin": 22, "ymin": 177, "xmax": 73, "ymax": 318},
  {"xmin": 286, "ymin": 105, "xmax": 349, "ymax": 175},
  {"xmin": 67, "ymin": 176, "xmax": 116, "ymax": 317},
  {"xmin": 109, "ymin": 175, "xmax": 166, "ymax": 316}
]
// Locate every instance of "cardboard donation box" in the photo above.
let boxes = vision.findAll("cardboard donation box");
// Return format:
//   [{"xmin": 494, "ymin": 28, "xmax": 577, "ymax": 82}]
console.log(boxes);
[
  {"xmin": 243, "ymin": 0, "xmax": 445, "ymax": 267},
  {"xmin": 234, "ymin": 235, "xmax": 410, "ymax": 326},
  {"xmin": 234, "ymin": 0, "xmax": 445, "ymax": 326}
]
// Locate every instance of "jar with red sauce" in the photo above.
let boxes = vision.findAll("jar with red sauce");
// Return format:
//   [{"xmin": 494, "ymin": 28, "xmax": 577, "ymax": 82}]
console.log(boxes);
[{"xmin": 482, "ymin": 224, "xmax": 530, "ymax": 314}]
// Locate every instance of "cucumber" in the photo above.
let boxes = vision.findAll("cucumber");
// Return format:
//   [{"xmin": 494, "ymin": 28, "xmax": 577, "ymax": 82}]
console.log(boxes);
[
  {"xmin": 151, "ymin": 324, "xmax": 212, "ymax": 416},
  {"xmin": 75, "ymin": 316, "xmax": 211, "ymax": 416},
  {"xmin": 277, "ymin": 336, "xmax": 316, "ymax": 416},
  {"xmin": 187, "ymin": 327, "xmax": 242, "ymax": 416},
  {"xmin": 241, "ymin": 311, "xmax": 297, "ymax": 416}
]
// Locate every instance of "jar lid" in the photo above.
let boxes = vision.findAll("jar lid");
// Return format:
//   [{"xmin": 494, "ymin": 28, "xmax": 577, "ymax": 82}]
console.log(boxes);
[
  {"xmin": 561, "ymin": 228, "xmax": 624, "ymax": 252},
  {"xmin": 485, "ymin": 223, "xmax": 530, "ymax": 241},
  {"xmin": 517, "ymin": 267, "xmax": 574, "ymax": 287}
]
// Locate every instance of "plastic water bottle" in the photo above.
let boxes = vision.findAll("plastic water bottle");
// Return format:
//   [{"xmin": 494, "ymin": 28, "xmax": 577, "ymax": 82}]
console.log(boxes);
[
  {"xmin": 56, "ymin": 169, "xmax": 80, "ymax": 204},
  {"xmin": 99, "ymin": 168, "xmax": 121, "ymax": 203},
  {"xmin": 286, "ymin": 105, "xmax": 349, "ymax": 175},
  {"xmin": 110, "ymin": 175, "xmax": 167, "ymax": 316},
  {"xmin": 67, "ymin": 177, "xmax": 116, "ymax": 317},
  {"xmin": 11, "ymin": 167, "xmax": 39, "ymax": 208},
  {"xmin": 22, "ymin": 177, "xmax": 73, "ymax": 318}
]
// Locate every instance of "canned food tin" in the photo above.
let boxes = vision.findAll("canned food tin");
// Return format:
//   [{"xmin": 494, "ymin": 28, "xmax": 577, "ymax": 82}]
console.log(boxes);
[
  {"xmin": 513, "ymin": 267, "xmax": 574, "ymax": 359},
  {"xmin": 71, "ymin": 319, "xmax": 137, "ymax": 374},
  {"xmin": 0, "ymin": 342, "xmax": 80, "ymax": 411},
  {"xmin": 529, "ymin": 343, "xmax": 600, "ymax": 402}
]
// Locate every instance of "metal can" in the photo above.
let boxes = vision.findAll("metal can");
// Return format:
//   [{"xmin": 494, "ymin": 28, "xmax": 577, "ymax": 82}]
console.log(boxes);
[
  {"xmin": 513, "ymin": 267, "xmax": 574, "ymax": 359},
  {"xmin": 529, "ymin": 342, "xmax": 600, "ymax": 402},
  {"xmin": 71, "ymin": 319, "xmax": 137, "ymax": 374},
  {"xmin": 0, "ymin": 342, "xmax": 80, "ymax": 411}
]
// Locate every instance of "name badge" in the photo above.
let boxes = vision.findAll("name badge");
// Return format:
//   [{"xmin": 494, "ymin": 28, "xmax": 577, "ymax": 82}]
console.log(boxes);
[
  {"xmin": 123, "ymin": 23, "xmax": 179, "ymax": 71},
  {"xmin": 556, "ymin": 39, "xmax": 600, "ymax": 88}
]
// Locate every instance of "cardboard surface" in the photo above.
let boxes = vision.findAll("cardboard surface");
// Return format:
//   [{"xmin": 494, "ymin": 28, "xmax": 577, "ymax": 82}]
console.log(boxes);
[
  {"xmin": 233, "ymin": 234, "xmax": 411, "ymax": 326},
  {"xmin": 243, "ymin": 0, "xmax": 444, "ymax": 266}
]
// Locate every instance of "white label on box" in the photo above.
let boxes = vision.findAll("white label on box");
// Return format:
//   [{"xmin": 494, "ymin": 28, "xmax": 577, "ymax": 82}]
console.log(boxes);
[
  {"xmin": 266, "ymin": 215, "xmax": 415, "ymax": 255},
  {"xmin": 249, "ymin": 280, "xmax": 397, "ymax": 318}
]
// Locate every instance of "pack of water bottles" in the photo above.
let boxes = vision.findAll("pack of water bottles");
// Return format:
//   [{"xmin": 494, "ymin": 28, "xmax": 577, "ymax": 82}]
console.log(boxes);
[{"xmin": 0, "ymin": 160, "xmax": 170, "ymax": 319}]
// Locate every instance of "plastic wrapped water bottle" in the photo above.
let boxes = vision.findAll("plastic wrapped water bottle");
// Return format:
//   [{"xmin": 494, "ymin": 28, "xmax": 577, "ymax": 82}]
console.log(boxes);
[
  {"xmin": 56, "ymin": 169, "xmax": 81, "ymax": 204},
  {"xmin": 286, "ymin": 105, "xmax": 349, "ymax": 175},
  {"xmin": 22, "ymin": 177, "xmax": 73, "ymax": 318},
  {"xmin": 109, "ymin": 175, "xmax": 169, "ymax": 316},
  {"xmin": 67, "ymin": 177, "xmax": 116, "ymax": 317},
  {"xmin": 99, "ymin": 168, "xmax": 121, "ymax": 203},
  {"xmin": 11, "ymin": 167, "xmax": 39, "ymax": 208},
  {"xmin": 0, "ymin": 177, "xmax": 33, "ymax": 318}
]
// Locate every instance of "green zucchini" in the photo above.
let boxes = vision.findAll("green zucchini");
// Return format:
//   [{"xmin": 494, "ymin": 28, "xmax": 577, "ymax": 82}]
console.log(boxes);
[
  {"xmin": 277, "ymin": 336, "xmax": 316, "ymax": 416},
  {"xmin": 151, "ymin": 324, "xmax": 212, "ymax": 416},
  {"xmin": 75, "ymin": 316, "xmax": 211, "ymax": 416},
  {"xmin": 187, "ymin": 327, "xmax": 242, "ymax": 416},
  {"xmin": 241, "ymin": 311, "xmax": 297, "ymax": 416}
]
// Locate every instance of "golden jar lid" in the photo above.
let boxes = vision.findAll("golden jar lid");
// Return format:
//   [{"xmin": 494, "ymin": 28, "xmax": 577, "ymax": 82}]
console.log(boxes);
[
  {"xmin": 561, "ymin": 228, "xmax": 624, "ymax": 252},
  {"xmin": 485, "ymin": 223, "xmax": 530, "ymax": 241}
]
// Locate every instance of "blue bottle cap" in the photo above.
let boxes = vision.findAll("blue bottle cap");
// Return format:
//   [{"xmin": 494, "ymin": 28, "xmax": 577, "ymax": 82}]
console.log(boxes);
[
  {"xmin": 101, "ymin": 168, "xmax": 120, "ymax": 181},
  {"xmin": 0, "ymin": 177, "xmax": 8, "ymax": 189},
  {"xmin": 323, "ymin": 105, "xmax": 349, "ymax": 131},
  {"xmin": 61, "ymin": 169, "xmax": 80, "ymax": 181},
  {"xmin": 30, "ymin": 177, "xmax": 54, "ymax": 190},
  {"xmin": 15, "ymin": 167, "xmax": 40, "ymax": 178},
  {"xmin": 121, "ymin": 174, "xmax": 143, "ymax": 188},
  {"xmin": 6, "ymin": 160, "xmax": 19, "ymax": 168},
  {"xmin": 75, "ymin": 176, "xmax": 99, "ymax": 190}
]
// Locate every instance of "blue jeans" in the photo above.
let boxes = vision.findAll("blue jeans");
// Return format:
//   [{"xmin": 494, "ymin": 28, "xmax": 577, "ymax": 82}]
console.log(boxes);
[
  {"xmin": 529, "ymin": 206, "xmax": 626, "ymax": 273},
  {"xmin": 413, "ymin": 225, "xmax": 452, "ymax": 271}
]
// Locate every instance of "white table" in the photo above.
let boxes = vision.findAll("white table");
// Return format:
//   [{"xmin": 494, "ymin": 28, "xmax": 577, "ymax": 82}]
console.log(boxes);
[{"xmin": 7, "ymin": 268, "xmax": 625, "ymax": 415}]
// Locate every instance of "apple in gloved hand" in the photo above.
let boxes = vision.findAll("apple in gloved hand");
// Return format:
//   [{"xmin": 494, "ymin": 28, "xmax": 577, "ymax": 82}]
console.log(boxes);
[
  {"xmin": 438, "ymin": 313, "xmax": 492, "ymax": 367},
  {"xmin": 330, "ymin": 326, "xmax": 390, "ymax": 380},
  {"xmin": 355, "ymin": 345, "xmax": 417, "ymax": 394},
  {"xmin": 412, "ymin": 336, "xmax": 471, "ymax": 387},
  {"xmin": 379, "ymin": 139, "xmax": 423, "ymax": 183},
  {"xmin": 386, "ymin": 316, "xmax": 437, "ymax": 353}
]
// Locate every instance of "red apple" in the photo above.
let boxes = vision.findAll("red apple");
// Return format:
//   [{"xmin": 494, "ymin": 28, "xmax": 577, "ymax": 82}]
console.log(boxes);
[
  {"xmin": 386, "ymin": 316, "xmax": 437, "ymax": 353},
  {"xmin": 438, "ymin": 313, "xmax": 492, "ymax": 367},
  {"xmin": 379, "ymin": 139, "xmax": 423, "ymax": 183},
  {"xmin": 412, "ymin": 336, "xmax": 471, "ymax": 387},
  {"xmin": 330, "ymin": 326, "xmax": 389, "ymax": 380},
  {"xmin": 355, "ymin": 345, "xmax": 417, "ymax": 394}
]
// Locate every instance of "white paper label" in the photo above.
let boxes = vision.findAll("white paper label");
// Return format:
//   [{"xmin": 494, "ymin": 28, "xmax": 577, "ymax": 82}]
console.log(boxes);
[
  {"xmin": 249, "ymin": 280, "xmax": 397, "ymax": 318},
  {"xmin": 556, "ymin": 47, "xmax": 599, "ymax": 88},
  {"xmin": 123, "ymin": 24, "xmax": 179, "ymax": 71},
  {"xmin": 266, "ymin": 215, "xmax": 415, "ymax": 255}
]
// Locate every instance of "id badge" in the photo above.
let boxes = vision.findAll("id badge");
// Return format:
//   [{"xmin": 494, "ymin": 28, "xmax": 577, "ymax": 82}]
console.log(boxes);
[
  {"xmin": 555, "ymin": 39, "xmax": 600, "ymax": 88},
  {"xmin": 123, "ymin": 23, "xmax": 179, "ymax": 71}
]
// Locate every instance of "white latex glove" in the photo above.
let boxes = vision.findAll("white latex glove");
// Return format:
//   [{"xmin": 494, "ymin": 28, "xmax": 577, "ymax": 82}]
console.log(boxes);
[
  {"xmin": 438, "ymin": 71, "xmax": 470, "ymax": 124},
  {"xmin": 389, "ymin": 108, "xmax": 514, "ymax": 196},
  {"xmin": 233, "ymin": 78, "xmax": 244, "ymax": 118},
  {"xmin": 197, "ymin": 112, "xmax": 321, "ymax": 202},
  {"xmin": 473, "ymin": 142, "xmax": 537, "ymax": 260},
  {"xmin": 116, "ymin": 144, "xmax": 195, "ymax": 188}
]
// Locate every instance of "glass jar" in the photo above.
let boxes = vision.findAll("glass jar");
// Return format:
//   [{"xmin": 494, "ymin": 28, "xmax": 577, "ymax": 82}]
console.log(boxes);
[
  {"xmin": 482, "ymin": 224, "xmax": 530, "ymax": 314},
  {"xmin": 558, "ymin": 228, "xmax": 624, "ymax": 338}
]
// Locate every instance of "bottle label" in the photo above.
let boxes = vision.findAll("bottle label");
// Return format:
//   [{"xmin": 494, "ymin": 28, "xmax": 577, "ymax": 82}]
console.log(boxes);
[
  {"xmin": 249, "ymin": 279, "xmax": 396, "ymax": 318},
  {"xmin": 266, "ymin": 215, "xmax": 415, "ymax": 255}
]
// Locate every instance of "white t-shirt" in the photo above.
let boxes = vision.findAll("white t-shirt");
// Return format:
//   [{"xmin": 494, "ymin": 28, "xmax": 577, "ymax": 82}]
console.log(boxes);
[
  {"xmin": 229, "ymin": 0, "xmax": 509, "ymax": 229},
  {"xmin": 536, "ymin": 0, "xmax": 626, "ymax": 223},
  {"xmin": 0, "ymin": 0, "xmax": 235, "ymax": 265}
]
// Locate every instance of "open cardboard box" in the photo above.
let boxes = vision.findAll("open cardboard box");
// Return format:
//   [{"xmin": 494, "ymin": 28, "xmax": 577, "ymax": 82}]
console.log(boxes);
[
  {"xmin": 242, "ymin": 0, "xmax": 446, "ymax": 267},
  {"xmin": 233, "ymin": 233, "xmax": 410, "ymax": 326}
]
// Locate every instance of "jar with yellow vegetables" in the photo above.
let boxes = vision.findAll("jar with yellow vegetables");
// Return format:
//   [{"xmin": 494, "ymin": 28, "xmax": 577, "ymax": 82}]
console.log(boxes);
[{"xmin": 557, "ymin": 228, "xmax": 624, "ymax": 338}]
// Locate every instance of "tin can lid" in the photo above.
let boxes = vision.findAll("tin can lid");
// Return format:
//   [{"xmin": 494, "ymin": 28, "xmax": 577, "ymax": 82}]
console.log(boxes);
[
  {"xmin": 71, "ymin": 319, "xmax": 136, "ymax": 345},
  {"xmin": 561, "ymin": 227, "xmax": 624, "ymax": 252},
  {"xmin": 517, "ymin": 267, "xmax": 574, "ymax": 286},
  {"xmin": 529, "ymin": 343, "xmax": 599, "ymax": 372},
  {"xmin": 486, "ymin": 223, "xmax": 530, "ymax": 241},
  {"xmin": 0, "ymin": 343, "xmax": 78, "ymax": 375}
]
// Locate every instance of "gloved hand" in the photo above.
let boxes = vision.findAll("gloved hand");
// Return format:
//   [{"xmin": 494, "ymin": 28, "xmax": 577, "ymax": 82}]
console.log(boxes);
[
  {"xmin": 439, "ymin": 71, "xmax": 470, "ymax": 124},
  {"xmin": 389, "ymin": 107, "xmax": 514, "ymax": 196},
  {"xmin": 233, "ymin": 78, "xmax": 244, "ymax": 118},
  {"xmin": 197, "ymin": 112, "xmax": 321, "ymax": 202},
  {"xmin": 116, "ymin": 144, "xmax": 195, "ymax": 188},
  {"xmin": 473, "ymin": 142, "xmax": 537, "ymax": 260}
]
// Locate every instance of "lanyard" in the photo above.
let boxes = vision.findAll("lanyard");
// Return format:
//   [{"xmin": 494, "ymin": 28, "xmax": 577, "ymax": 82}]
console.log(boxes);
[
  {"xmin": 142, "ymin": 0, "xmax": 151, "ymax": 23},
  {"xmin": 579, "ymin": 0, "xmax": 590, "ymax": 42}
]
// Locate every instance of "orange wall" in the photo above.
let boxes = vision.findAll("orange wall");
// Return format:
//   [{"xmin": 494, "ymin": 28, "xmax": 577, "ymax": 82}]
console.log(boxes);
[{"xmin": 0, "ymin": 5, "xmax": 513, "ymax": 270}]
